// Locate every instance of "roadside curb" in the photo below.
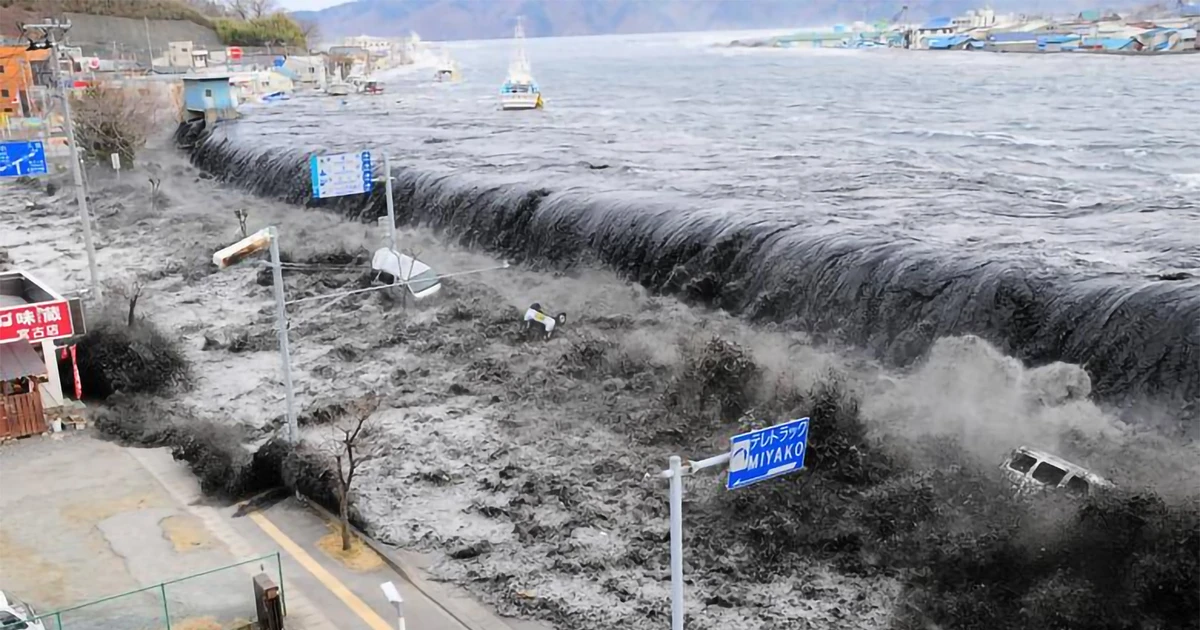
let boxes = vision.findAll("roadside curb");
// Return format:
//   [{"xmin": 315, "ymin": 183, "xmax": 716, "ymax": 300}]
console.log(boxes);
[{"xmin": 299, "ymin": 495, "xmax": 516, "ymax": 630}]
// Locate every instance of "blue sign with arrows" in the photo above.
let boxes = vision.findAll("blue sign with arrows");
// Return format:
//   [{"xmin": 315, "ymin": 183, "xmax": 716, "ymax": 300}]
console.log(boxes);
[
  {"xmin": 726, "ymin": 417, "xmax": 810, "ymax": 490},
  {"xmin": 0, "ymin": 141, "xmax": 49, "ymax": 178},
  {"xmin": 309, "ymin": 150, "xmax": 373, "ymax": 199}
]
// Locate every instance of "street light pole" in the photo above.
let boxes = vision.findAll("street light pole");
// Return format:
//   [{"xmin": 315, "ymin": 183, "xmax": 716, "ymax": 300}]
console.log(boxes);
[
  {"xmin": 26, "ymin": 19, "xmax": 102, "ymax": 301},
  {"xmin": 668, "ymin": 455, "xmax": 684, "ymax": 630},
  {"xmin": 213, "ymin": 227, "xmax": 298, "ymax": 444},
  {"xmin": 268, "ymin": 228, "xmax": 298, "ymax": 444}
]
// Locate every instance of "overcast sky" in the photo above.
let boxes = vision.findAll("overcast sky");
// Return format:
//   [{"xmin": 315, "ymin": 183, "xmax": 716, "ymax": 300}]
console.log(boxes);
[{"xmin": 276, "ymin": 0, "xmax": 348, "ymax": 11}]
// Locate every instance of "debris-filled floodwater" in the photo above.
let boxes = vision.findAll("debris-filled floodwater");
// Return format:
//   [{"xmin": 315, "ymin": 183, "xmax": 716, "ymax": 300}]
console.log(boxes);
[
  {"xmin": 29, "ymin": 29, "xmax": 1192, "ymax": 630},
  {"xmin": 195, "ymin": 32, "xmax": 1200, "ymax": 412}
]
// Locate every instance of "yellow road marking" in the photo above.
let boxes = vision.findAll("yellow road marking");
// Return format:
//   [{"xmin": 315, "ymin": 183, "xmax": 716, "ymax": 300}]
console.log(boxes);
[{"xmin": 248, "ymin": 511, "xmax": 393, "ymax": 630}]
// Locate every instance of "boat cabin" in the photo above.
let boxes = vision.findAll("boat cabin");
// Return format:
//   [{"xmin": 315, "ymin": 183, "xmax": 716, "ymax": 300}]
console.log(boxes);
[{"xmin": 501, "ymin": 82, "xmax": 538, "ymax": 94}]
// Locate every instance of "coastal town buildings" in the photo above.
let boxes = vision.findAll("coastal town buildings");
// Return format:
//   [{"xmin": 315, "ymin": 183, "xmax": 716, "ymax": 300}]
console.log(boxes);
[
  {"xmin": 740, "ymin": 3, "xmax": 1200, "ymax": 54},
  {"xmin": 0, "ymin": 46, "xmax": 51, "ymax": 118}
]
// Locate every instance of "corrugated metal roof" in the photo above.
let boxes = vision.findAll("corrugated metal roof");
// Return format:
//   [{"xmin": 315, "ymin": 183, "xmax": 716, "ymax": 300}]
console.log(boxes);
[
  {"xmin": 921, "ymin": 16, "xmax": 954, "ymax": 29},
  {"xmin": 1083, "ymin": 37, "xmax": 1134, "ymax": 49},
  {"xmin": 1038, "ymin": 34, "xmax": 1082, "ymax": 44},
  {"xmin": 0, "ymin": 341, "xmax": 46, "ymax": 381},
  {"xmin": 927, "ymin": 35, "xmax": 974, "ymax": 48},
  {"xmin": 989, "ymin": 32, "xmax": 1040, "ymax": 42}
]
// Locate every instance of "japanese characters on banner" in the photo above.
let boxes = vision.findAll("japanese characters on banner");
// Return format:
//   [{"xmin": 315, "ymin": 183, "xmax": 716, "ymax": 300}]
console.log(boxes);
[{"xmin": 0, "ymin": 300, "xmax": 75, "ymax": 344}]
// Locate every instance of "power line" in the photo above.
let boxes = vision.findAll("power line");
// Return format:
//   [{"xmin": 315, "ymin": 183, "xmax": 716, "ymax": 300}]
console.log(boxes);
[{"xmin": 283, "ymin": 262, "xmax": 511, "ymax": 307}]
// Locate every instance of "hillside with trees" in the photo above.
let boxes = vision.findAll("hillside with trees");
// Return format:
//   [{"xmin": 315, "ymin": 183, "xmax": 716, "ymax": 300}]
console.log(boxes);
[{"xmin": 0, "ymin": 0, "xmax": 313, "ymax": 48}]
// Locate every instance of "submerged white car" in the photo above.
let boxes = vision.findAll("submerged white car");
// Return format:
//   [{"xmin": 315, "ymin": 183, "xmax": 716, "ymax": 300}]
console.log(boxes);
[
  {"xmin": 0, "ymin": 591, "xmax": 44, "ymax": 630},
  {"xmin": 1000, "ymin": 446, "xmax": 1113, "ymax": 498},
  {"xmin": 371, "ymin": 248, "xmax": 442, "ymax": 300}
]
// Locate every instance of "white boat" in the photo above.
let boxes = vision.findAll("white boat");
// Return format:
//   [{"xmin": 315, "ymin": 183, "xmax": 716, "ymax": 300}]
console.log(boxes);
[
  {"xmin": 327, "ymin": 82, "xmax": 352, "ymax": 96},
  {"xmin": 499, "ymin": 18, "xmax": 542, "ymax": 110},
  {"xmin": 434, "ymin": 49, "xmax": 461, "ymax": 82}
]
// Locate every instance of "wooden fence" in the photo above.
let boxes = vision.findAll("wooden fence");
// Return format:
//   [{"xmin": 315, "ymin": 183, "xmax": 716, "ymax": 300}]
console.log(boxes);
[{"xmin": 1, "ymin": 391, "xmax": 46, "ymax": 440}]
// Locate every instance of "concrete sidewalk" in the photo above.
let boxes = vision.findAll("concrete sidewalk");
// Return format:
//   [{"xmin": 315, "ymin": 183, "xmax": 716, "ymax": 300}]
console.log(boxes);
[
  {"xmin": 0, "ymin": 431, "xmax": 537, "ymax": 630},
  {"xmin": 0, "ymin": 432, "xmax": 338, "ymax": 630},
  {"xmin": 226, "ymin": 496, "xmax": 484, "ymax": 630}
]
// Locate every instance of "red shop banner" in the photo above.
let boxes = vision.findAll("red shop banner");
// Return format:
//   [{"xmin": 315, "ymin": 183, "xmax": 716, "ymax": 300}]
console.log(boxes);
[{"xmin": 0, "ymin": 300, "xmax": 75, "ymax": 344}]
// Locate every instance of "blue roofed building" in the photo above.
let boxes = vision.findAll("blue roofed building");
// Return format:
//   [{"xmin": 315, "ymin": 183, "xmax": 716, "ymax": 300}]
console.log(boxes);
[
  {"xmin": 1037, "ymin": 33, "xmax": 1082, "ymax": 51},
  {"xmin": 986, "ymin": 31, "xmax": 1042, "ymax": 51},
  {"xmin": 915, "ymin": 16, "xmax": 957, "ymax": 48},
  {"xmin": 927, "ymin": 34, "xmax": 982, "ymax": 49},
  {"xmin": 182, "ymin": 75, "xmax": 238, "ymax": 123}
]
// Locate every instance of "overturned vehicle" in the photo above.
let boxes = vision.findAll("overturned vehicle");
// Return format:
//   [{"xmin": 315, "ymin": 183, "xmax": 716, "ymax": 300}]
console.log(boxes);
[{"xmin": 1000, "ymin": 446, "xmax": 1113, "ymax": 498}]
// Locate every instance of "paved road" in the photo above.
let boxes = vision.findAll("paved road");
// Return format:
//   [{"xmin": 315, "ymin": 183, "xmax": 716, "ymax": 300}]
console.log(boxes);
[{"xmin": 0, "ymin": 431, "xmax": 527, "ymax": 630}]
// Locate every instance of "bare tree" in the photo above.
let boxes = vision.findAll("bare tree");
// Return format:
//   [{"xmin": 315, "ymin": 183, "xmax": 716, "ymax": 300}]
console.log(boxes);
[
  {"xmin": 227, "ymin": 0, "xmax": 278, "ymax": 19},
  {"xmin": 234, "ymin": 209, "xmax": 249, "ymax": 238},
  {"xmin": 149, "ymin": 178, "xmax": 163, "ymax": 214},
  {"xmin": 328, "ymin": 396, "xmax": 383, "ymax": 551},
  {"xmin": 296, "ymin": 17, "xmax": 321, "ymax": 49},
  {"xmin": 71, "ymin": 85, "xmax": 164, "ymax": 166},
  {"xmin": 105, "ymin": 280, "xmax": 145, "ymax": 327},
  {"xmin": 250, "ymin": 0, "xmax": 278, "ymax": 18}
]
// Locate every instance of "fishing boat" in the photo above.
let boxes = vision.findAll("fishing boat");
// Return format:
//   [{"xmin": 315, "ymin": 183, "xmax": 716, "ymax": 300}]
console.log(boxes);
[
  {"xmin": 434, "ymin": 49, "xmax": 461, "ymax": 82},
  {"xmin": 499, "ymin": 18, "xmax": 543, "ymax": 110}
]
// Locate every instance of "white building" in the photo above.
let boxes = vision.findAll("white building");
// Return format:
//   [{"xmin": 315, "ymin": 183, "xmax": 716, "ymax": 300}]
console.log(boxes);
[
  {"xmin": 342, "ymin": 35, "xmax": 394, "ymax": 56},
  {"xmin": 166, "ymin": 41, "xmax": 209, "ymax": 69},
  {"xmin": 953, "ymin": 9, "xmax": 999, "ymax": 30},
  {"xmin": 283, "ymin": 55, "xmax": 327, "ymax": 88}
]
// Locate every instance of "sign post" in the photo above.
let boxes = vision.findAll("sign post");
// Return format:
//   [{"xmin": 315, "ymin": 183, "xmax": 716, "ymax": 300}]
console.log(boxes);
[
  {"xmin": 654, "ymin": 417, "xmax": 810, "ymax": 630},
  {"xmin": 111, "ymin": 152, "xmax": 120, "ymax": 181},
  {"xmin": 382, "ymin": 153, "xmax": 398, "ymax": 255},
  {"xmin": 309, "ymin": 150, "xmax": 373, "ymax": 199},
  {"xmin": 310, "ymin": 147, "xmax": 397, "ymax": 254},
  {"xmin": 0, "ymin": 140, "xmax": 49, "ymax": 177}
]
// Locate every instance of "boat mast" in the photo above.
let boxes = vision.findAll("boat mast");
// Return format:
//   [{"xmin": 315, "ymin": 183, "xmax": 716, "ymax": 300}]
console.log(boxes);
[{"xmin": 511, "ymin": 16, "xmax": 531, "ymax": 76}]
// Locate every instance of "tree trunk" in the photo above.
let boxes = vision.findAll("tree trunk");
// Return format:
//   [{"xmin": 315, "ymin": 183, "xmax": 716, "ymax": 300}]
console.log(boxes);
[
  {"xmin": 340, "ymin": 485, "xmax": 351, "ymax": 551},
  {"xmin": 126, "ymin": 293, "xmax": 139, "ymax": 327}
]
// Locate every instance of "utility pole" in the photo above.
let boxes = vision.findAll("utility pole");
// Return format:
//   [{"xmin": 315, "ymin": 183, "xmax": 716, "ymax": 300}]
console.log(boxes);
[
  {"xmin": 23, "ymin": 19, "xmax": 102, "ymax": 301},
  {"xmin": 383, "ymin": 153, "xmax": 398, "ymax": 254},
  {"xmin": 144, "ymin": 17, "xmax": 154, "ymax": 70}
]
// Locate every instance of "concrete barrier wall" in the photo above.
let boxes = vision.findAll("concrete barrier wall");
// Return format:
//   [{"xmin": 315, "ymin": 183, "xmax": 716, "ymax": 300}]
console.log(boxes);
[{"xmin": 63, "ymin": 12, "xmax": 222, "ymax": 61}]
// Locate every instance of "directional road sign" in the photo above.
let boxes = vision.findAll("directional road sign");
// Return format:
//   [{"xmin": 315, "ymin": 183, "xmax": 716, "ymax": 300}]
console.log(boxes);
[
  {"xmin": 726, "ymin": 417, "xmax": 809, "ymax": 490},
  {"xmin": 0, "ymin": 141, "xmax": 48, "ymax": 178},
  {"xmin": 310, "ymin": 150, "xmax": 373, "ymax": 199}
]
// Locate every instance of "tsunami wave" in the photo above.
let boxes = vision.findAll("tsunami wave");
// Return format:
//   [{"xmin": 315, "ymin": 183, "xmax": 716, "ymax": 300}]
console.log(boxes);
[{"xmin": 181, "ymin": 125, "xmax": 1200, "ymax": 418}]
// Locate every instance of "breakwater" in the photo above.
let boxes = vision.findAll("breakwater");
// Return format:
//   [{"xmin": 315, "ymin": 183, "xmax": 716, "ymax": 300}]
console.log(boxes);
[{"xmin": 182, "ymin": 123, "xmax": 1200, "ymax": 417}]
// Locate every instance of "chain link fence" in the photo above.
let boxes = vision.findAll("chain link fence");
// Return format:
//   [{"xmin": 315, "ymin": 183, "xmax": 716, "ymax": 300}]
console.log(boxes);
[{"xmin": 18, "ymin": 553, "xmax": 285, "ymax": 630}]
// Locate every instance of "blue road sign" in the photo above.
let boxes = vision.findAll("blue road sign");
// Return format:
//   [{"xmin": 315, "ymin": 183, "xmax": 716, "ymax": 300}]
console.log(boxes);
[
  {"xmin": 726, "ymin": 417, "xmax": 810, "ymax": 490},
  {"xmin": 0, "ymin": 141, "xmax": 48, "ymax": 178},
  {"xmin": 309, "ymin": 150, "xmax": 373, "ymax": 199}
]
